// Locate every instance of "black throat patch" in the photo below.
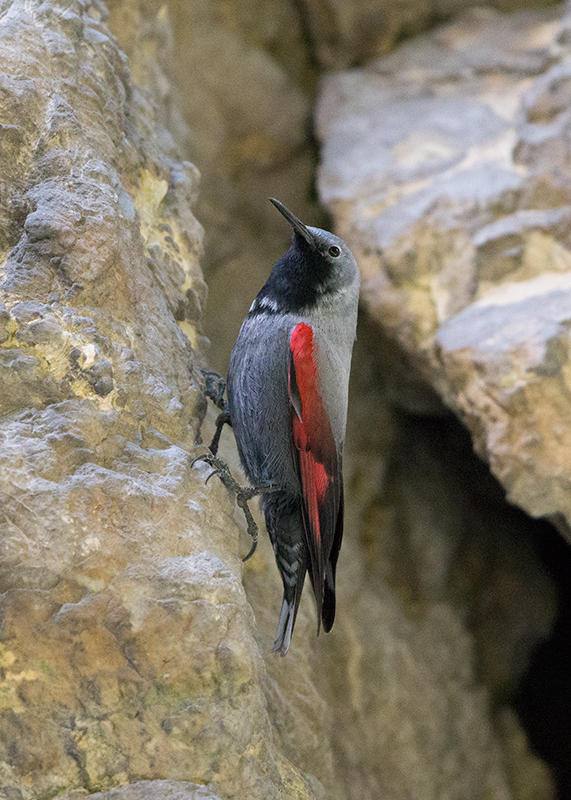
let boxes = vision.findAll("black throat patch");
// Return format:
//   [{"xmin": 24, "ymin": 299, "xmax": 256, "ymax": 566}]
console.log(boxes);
[{"xmin": 248, "ymin": 233, "xmax": 330, "ymax": 317}]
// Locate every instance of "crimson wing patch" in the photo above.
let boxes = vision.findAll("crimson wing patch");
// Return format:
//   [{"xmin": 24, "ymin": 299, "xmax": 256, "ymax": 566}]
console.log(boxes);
[{"xmin": 288, "ymin": 323, "xmax": 343, "ymax": 631}]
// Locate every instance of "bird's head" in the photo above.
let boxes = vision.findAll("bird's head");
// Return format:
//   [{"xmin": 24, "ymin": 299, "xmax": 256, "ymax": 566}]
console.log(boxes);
[{"xmin": 250, "ymin": 199, "xmax": 359, "ymax": 315}]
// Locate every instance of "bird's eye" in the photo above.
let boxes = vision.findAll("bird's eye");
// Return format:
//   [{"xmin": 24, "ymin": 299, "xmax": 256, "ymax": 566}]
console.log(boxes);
[{"xmin": 328, "ymin": 245, "xmax": 341, "ymax": 258}]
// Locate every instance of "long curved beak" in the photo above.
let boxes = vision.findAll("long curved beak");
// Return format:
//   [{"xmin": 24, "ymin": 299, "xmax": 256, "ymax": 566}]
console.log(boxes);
[{"xmin": 269, "ymin": 198, "xmax": 316, "ymax": 249}]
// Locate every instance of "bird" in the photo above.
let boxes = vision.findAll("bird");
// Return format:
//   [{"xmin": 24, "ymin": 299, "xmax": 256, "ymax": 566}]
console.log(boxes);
[{"xmin": 198, "ymin": 199, "xmax": 359, "ymax": 655}]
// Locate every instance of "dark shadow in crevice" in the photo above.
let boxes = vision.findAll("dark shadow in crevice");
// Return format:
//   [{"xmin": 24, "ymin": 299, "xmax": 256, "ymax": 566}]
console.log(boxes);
[
  {"xmin": 392, "ymin": 400, "xmax": 571, "ymax": 800},
  {"xmin": 514, "ymin": 527, "xmax": 571, "ymax": 800}
]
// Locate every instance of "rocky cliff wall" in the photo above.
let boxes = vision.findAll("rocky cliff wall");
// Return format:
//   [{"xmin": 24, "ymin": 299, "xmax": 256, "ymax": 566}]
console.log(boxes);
[
  {"xmin": 0, "ymin": 0, "xmax": 567, "ymax": 798},
  {"xmin": 0, "ymin": 1, "xmax": 322, "ymax": 798}
]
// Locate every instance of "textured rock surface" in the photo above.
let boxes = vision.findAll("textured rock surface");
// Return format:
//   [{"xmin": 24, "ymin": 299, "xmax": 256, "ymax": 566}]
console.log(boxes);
[
  {"xmin": 57, "ymin": 780, "xmax": 223, "ymax": 799},
  {"xmin": 302, "ymin": 0, "xmax": 559, "ymax": 69},
  {"xmin": 0, "ymin": 2, "xmax": 322, "ymax": 799},
  {"xmin": 1, "ymin": 0, "xmax": 564, "ymax": 799},
  {"xmin": 318, "ymin": 5, "xmax": 571, "ymax": 535}
]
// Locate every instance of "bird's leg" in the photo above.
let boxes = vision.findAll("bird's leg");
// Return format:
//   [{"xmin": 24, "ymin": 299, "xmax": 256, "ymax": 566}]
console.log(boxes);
[
  {"xmin": 191, "ymin": 451, "xmax": 276, "ymax": 561},
  {"xmin": 200, "ymin": 369, "xmax": 232, "ymax": 454},
  {"xmin": 209, "ymin": 409, "xmax": 231, "ymax": 456}
]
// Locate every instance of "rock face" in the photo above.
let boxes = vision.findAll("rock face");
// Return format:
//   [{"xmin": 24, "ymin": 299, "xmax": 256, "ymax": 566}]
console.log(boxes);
[
  {"xmin": 318, "ymin": 5, "xmax": 571, "ymax": 536},
  {"xmin": 302, "ymin": 0, "xmax": 559, "ymax": 69},
  {"xmin": 0, "ymin": 2, "xmax": 322, "ymax": 799},
  {"xmin": 59, "ymin": 781, "xmax": 223, "ymax": 799},
  {"xmin": 0, "ymin": 0, "xmax": 565, "ymax": 799}
]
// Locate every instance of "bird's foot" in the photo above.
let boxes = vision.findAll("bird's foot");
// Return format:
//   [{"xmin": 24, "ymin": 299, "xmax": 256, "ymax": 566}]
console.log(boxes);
[
  {"xmin": 191, "ymin": 452, "xmax": 276, "ymax": 561},
  {"xmin": 201, "ymin": 369, "xmax": 227, "ymax": 411}
]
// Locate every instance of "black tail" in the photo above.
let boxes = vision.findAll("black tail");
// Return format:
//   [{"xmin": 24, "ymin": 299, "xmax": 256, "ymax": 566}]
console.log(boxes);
[
  {"xmin": 263, "ymin": 492, "xmax": 307, "ymax": 656},
  {"xmin": 321, "ymin": 483, "xmax": 344, "ymax": 633},
  {"xmin": 322, "ymin": 566, "xmax": 336, "ymax": 633}
]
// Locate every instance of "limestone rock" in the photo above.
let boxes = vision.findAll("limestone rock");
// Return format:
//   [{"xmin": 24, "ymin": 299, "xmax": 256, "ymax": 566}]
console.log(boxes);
[
  {"xmin": 300, "ymin": 0, "xmax": 559, "ymax": 68},
  {"xmin": 0, "ymin": 2, "xmax": 319, "ymax": 798},
  {"xmin": 57, "ymin": 781, "xmax": 223, "ymax": 798},
  {"xmin": 1, "ymin": 1, "xmax": 562, "ymax": 799},
  {"xmin": 317, "ymin": 5, "xmax": 571, "ymax": 533}
]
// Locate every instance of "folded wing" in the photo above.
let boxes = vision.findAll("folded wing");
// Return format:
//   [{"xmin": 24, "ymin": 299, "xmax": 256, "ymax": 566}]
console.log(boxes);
[{"xmin": 288, "ymin": 322, "xmax": 343, "ymax": 631}]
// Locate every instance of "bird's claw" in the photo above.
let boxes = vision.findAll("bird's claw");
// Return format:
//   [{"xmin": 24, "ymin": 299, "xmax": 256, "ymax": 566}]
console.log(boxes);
[
  {"xmin": 205, "ymin": 468, "xmax": 223, "ymax": 485},
  {"xmin": 235, "ymin": 493, "xmax": 259, "ymax": 561},
  {"xmin": 191, "ymin": 453, "xmax": 213, "ymax": 471},
  {"xmin": 191, "ymin": 451, "xmax": 269, "ymax": 561},
  {"xmin": 242, "ymin": 536, "xmax": 258, "ymax": 562}
]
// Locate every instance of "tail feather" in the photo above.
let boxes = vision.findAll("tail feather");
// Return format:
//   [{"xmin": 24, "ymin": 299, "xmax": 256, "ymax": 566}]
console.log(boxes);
[
  {"xmin": 272, "ymin": 598, "xmax": 297, "ymax": 656},
  {"xmin": 263, "ymin": 491, "xmax": 307, "ymax": 656},
  {"xmin": 262, "ymin": 486, "xmax": 342, "ymax": 652},
  {"xmin": 322, "ymin": 563, "xmax": 336, "ymax": 633}
]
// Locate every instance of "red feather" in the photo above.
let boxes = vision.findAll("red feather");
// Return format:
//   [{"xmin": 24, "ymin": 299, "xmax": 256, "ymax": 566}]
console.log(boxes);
[{"xmin": 288, "ymin": 323, "xmax": 341, "ymax": 629}]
